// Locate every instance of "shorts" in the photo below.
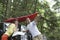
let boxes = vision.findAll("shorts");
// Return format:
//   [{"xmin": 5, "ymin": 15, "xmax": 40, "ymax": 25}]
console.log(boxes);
[{"xmin": 33, "ymin": 34, "xmax": 43, "ymax": 40}]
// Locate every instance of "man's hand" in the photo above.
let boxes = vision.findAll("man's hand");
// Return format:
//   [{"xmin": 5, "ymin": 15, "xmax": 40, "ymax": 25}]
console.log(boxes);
[
  {"xmin": 22, "ymin": 30, "xmax": 29, "ymax": 32},
  {"xmin": 26, "ymin": 18, "xmax": 31, "ymax": 23}
]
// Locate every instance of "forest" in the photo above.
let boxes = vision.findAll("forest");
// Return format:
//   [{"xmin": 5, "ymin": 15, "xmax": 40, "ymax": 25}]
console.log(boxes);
[{"xmin": 0, "ymin": 0, "xmax": 60, "ymax": 40}]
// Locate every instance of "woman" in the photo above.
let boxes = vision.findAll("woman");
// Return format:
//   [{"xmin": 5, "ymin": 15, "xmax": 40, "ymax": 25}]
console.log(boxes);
[{"xmin": 1, "ymin": 20, "xmax": 18, "ymax": 40}]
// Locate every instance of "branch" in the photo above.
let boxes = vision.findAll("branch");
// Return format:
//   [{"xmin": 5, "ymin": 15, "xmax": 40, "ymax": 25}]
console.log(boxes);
[
  {"xmin": 39, "ymin": 15, "xmax": 57, "ymax": 26},
  {"xmin": 34, "ymin": 0, "xmax": 37, "ymax": 13}
]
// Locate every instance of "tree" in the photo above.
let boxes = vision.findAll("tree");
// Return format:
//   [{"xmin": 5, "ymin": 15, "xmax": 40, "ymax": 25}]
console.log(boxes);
[
  {"xmin": 0, "ymin": 0, "xmax": 60, "ymax": 40},
  {"xmin": 52, "ymin": 0, "xmax": 60, "ymax": 13},
  {"xmin": 37, "ymin": 1, "xmax": 60, "ymax": 40}
]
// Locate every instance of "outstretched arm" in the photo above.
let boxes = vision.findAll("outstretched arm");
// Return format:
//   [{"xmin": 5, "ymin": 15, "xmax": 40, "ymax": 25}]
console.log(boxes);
[
  {"xmin": 34, "ymin": 14, "xmax": 40, "ymax": 24},
  {"xmin": 26, "ymin": 18, "xmax": 31, "ymax": 24}
]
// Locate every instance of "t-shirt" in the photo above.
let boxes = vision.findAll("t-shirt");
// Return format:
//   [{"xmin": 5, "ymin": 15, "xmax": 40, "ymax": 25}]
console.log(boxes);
[
  {"xmin": 21, "ymin": 25, "xmax": 27, "ymax": 32},
  {"xmin": 27, "ymin": 21, "xmax": 41, "ymax": 38},
  {"xmin": 5, "ymin": 23, "xmax": 16, "ymax": 36}
]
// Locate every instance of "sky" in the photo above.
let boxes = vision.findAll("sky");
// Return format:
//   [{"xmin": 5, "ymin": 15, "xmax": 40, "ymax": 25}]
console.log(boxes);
[
  {"xmin": 39, "ymin": 0, "xmax": 56, "ymax": 10},
  {"xmin": 45, "ymin": 0, "xmax": 59, "ymax": 12},
  {"xmin": 39, "ymin": 0, "xmax": 60, "ymax": 16},
  {"xmin": 45, "ymin": 0, "xmax": 60, "ymax": 16}
]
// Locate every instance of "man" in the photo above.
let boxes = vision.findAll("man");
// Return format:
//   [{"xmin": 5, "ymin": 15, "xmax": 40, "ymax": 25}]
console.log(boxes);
[
  {"xmin": 0, "ymin": 29, "xmax": 3, "ymax": 40},
  {"xmin": 1, "ymin": 19, "xmax": 18, "ymax": 40},
  {"xmin": 21, "ymin": 25, "xmax": 27, "ymax": 40},
  {"xmin": 26, "ymin": 17, "xmax": 43, "ymax": 40}
]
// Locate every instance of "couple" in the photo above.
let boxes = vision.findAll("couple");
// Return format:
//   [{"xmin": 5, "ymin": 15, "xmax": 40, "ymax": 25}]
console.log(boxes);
[{"xmin": 1, "ymin": 17, "xmax": 42, "ymax": 40}]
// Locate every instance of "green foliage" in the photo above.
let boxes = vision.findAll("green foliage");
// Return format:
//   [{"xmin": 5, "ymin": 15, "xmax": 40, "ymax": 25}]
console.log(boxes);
[
  {"xmin": 0, "ymin": 3, "xmax": 4, "ymax": 22},
  {"xmin": 0, "ymin": 0, "xmax": 60, "ymax": 40},
  {"xmin": 37, "ymin": 1, "xmax": 60, "ymax": 40}
]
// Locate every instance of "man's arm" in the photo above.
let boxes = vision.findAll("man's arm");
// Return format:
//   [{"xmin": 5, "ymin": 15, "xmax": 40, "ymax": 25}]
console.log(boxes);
[
  {"xmin": 33, "ymin": 14, "xmax": 40, "ymax": 24},
  {"xmin": 26, "ymin": 18, "xmax": 31, "ymax": 23}
]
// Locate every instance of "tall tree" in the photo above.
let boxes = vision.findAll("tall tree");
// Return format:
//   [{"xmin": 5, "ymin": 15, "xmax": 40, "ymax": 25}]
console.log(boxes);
[{"xmin": 52, "ymin": 0, "xmax": 60, "ymax": 13}]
